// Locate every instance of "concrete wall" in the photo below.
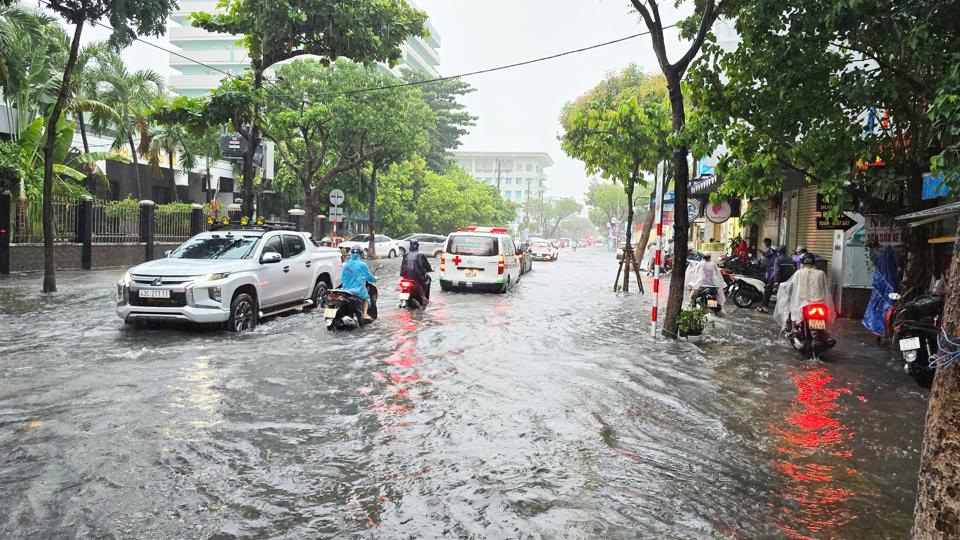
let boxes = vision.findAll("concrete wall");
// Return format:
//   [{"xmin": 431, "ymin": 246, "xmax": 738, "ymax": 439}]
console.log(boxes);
[{"xmin": 8, "ymin": 243, "xmax": 181, "ymax": 273}]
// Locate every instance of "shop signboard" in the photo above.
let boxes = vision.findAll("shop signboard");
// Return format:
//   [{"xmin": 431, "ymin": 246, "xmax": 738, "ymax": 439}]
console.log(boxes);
[
  {"xmin": 865, "ymin": 215, "xmax": 903, "ymax": 245},
  {"xmin": 816, "ymin": 213, "xmax": 857, "ymax": 231},
  {"xmin": 705, "ymin": 201, "xmax": 731, "ymax": 223}
]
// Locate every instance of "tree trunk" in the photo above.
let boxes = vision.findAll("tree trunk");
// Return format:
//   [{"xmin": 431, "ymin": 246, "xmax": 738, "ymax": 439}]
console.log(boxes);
[
  {"xmin": 40, "ymin": 21, "xmax": 84, "ymax": 293},
  {"xmin": 912, "ymin": 219, "xmax": 960, "ymax": 538},
  {"xmin": 242, "ymin": 66, "xmax": 264, "ymax": 219},
  {"xmin": 635, "ymin": 166, "xmax": 660, "ymax": 270},
  {"xmin": 169, "ymin": 153, "xmax": 179, "ymax": 202},
  {"xmin": 302, "ymin": 181, "xmax": 318, "ymax": 234},
  {"xmin": 367, "ymin": 165, "xmax": 378, "ymax": 258},
  {"xmin": 128, "ymin": 135, "xmax": 142, "ymax": 200},
  {"xmin": 622, "ymin": 159, "xmax": 639, "ymax": 293},
  {"xmin": 78, "ymin": 111, "xmax": 94, "ymax": 192},
  {"xmin": 662, "ymin": 70, "xmax": 691, "ymax": 338}
]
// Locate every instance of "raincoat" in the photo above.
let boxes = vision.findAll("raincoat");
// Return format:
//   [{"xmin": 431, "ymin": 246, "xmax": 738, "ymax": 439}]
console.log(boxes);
[
  {"xmin": 774, "ymin": 266, "xmax": 835, "ymax": 330},
  {"xmin": 734, "ymin": 239, "xmax": 751, "ymax": 263},
  {"xmin": 342, "ymin": 252, "xmax": 376, "ymax": 301},
  {"xmin": 862, "ymin": 245, "xmax": 898, "ymax": 335},
  {"xmin": 685, "ymin": 260, "xmax": 727, "ymax": 306}
]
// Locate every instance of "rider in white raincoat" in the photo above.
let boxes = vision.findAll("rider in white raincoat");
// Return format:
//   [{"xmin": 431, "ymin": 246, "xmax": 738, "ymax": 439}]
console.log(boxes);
[
  {"xmin": 685, "ymin": 254, "xmax": 726, "ymax": 308},
  {"xmin": 774, "ymin": 253, "xmax": 835, "ymax": 331}
]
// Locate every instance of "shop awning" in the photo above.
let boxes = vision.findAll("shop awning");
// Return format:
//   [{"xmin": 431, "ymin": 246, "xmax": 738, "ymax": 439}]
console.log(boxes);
[
  {"xmin": 894, "ymin": 201, "xmax": 960, "ymax": 228},
  {"xmin": 689, "ymin": 174, "xmax": 721, "ymax": 196}
]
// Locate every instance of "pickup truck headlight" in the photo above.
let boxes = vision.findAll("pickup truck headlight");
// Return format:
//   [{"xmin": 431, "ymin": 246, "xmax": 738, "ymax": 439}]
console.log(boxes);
[{"xmin": 200, "ymin": 272, "xmax": 231, "ymax": 282}]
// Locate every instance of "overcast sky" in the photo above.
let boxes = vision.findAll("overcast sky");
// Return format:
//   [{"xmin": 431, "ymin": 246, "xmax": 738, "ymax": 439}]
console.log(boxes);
[{"xmin": 85, "ymin": 0, "xmax": 701, "ymax": 202}]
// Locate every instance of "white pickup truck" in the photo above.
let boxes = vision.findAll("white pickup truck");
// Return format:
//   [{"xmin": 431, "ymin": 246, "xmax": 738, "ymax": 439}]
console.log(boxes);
[{"xmin": 116, "ymin": 227, "xmax": 342, "ymax": 331}]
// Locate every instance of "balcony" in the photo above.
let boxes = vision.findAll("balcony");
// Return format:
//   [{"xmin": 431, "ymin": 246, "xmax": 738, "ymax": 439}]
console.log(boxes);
[
  {"xmin": 169, "ymin": 25, "xmax": 236, "ymax": 41},
  {"xmin": 169, "ymin": 74, "xmax": 229, "ymax": 91},
  {"xmin": 169, "ymin": 49, "xmax": 249, "ymax": 66}
]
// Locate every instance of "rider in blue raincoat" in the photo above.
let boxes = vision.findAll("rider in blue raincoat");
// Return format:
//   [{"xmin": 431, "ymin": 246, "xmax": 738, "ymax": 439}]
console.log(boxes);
[{"xmin": 342, "ymin": 247, "xmax": 377, "ymax": 320}]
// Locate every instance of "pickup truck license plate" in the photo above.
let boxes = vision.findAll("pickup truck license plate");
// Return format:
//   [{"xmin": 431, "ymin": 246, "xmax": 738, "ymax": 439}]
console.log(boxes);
[
  {"xmin": 464, "ymin": 269, "xmax": 478, "ymax": 278},
  {"xmin": 323, "ymin": 308, "xmax": 338, "ymax": 318},
  {"xmin": 399, "ymin": 292, "xmax": 410, "ymax": 300},
  {"xmin": 809, "ymin": 319, "xmax": 826, "ymax": 330},
  {"xmin": 899, "ymin": 336, "xmax": 921, "ymax": 351},
  {"xmin": 139, "ymin": 289, "xmax": 170, "ymax": 299},
  {"xmin": 707, "ymin": 299, "xmax": 718, "ymax": 308}
]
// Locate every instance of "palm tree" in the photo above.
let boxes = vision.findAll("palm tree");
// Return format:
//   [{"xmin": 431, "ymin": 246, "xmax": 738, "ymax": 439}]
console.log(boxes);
[
  {"xmin": 144, "ymin": 122, "xmax": 189, "ymax": 201},
  {"xmin": 92, "ymin": 51, "xmax": 164, "ymax": 199},
  {"xmin": 67, "ymin": 40, "xmax": 116, "ymax": 154}
]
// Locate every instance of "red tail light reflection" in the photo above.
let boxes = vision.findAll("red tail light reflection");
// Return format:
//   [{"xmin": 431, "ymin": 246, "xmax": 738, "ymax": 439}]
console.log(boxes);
[{"xmin": 804, "ymin": 304, "xmax": 829, "ymax": 320}]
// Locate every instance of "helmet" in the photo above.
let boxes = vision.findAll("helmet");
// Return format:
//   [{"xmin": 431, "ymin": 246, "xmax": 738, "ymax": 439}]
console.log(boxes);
[
  {"xmin": 777, "ymin": 245, "xmax": 788, "ymax": 255},
  {"xmin": 800, "ymin": 252, "xmax": 816, "ymax": 266},
  {"xmin": 702, "ymin": 253, "xmax": 712, "ymax": 261},
  {"xmin": 350, "ymin": 246, "xmax": 364, "ymax": 257},
  {"xmin": 408, "ymin": 240, "xmax": 420, "ymax": 252},
  {"xmin": 795, "ymin": 245, "xmax": 807, "ymax": 254}
]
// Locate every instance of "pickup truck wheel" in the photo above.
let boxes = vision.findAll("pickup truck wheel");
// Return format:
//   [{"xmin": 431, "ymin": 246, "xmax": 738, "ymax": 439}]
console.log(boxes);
[
  {"xmin": 308, "ymin": 279, "xmax": 328, "ymax": 309},
  {"xmin": 226, "ymin": 292, "xmax": 257, "ymax": 332}
]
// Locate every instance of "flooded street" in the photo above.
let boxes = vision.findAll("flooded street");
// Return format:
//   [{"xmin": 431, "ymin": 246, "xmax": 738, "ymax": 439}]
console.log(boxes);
[{"xmin": 0, "ymin": 247, "xmax": 930, "ymax": 538}]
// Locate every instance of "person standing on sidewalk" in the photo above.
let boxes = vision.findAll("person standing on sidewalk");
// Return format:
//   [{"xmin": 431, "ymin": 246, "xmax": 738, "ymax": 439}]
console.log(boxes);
[{"xmin": 757, "ymin": 245, "xmax": 794, "ymax": 313}]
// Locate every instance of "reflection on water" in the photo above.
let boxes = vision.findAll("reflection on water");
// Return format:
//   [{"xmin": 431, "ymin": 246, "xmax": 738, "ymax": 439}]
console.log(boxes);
[
  {"xmin": 770, "ymin": 367, "xmax": 858, "ymax": 539},
  {"xmin": 166, "ymin": 354, "xmax": 224, "ymax": 433}
]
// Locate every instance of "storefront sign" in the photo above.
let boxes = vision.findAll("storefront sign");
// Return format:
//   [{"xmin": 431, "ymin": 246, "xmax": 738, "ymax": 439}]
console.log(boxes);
[
  {"xmin": 866, "ymin": 215, "xmax": 903, "ymax": 245},
  {"xmin": 688, "ymin": 200, "xmax": 701, "ymax": 221},
  {"xmin": 705, "ymin": 201, "xmax": 731, "ymax": 223},
  {"xmin": 816, "ymin": 213, "xmax": 857, "ymax": 231},
  {"xmin": 816, "ymin": 193, "xmax": 835, "ymax": 212}
]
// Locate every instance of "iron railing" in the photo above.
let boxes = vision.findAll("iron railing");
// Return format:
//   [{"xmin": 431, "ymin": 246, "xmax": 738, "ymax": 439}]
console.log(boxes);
[
  {"xmin": 12, "ymin": 198, "xmax": 80, "ymax": 244},
  {"xmin": 154, "ymin": 208, "xmax": 192, "ymax": 243},
  {"xmin": 92, "ymin": 201, "xmax": 140, "ymax": 243}
]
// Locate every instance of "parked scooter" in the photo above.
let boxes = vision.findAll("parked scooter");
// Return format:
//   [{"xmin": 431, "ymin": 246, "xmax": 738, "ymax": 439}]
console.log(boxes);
[
  {"xmin": 693, "ymin": 286, "xmax": 723, "ymax": 315},
  {"xmin": 399, "ymin": 276, "xmax": 430, "ymax": 310},
  {"xmin": 324, "ymin": 264, "xmax": 384, "ymax": 330},
  {"xmin": 725, "ymin": 274, "xmax": 767, "ymax": 308},
  {"xmin": 787, "ymin": 303, "xmax": 837, "ymax": 360},
  {"xmin": 889, "ymin": 293, "xmax": 942, "ymax": 387}
]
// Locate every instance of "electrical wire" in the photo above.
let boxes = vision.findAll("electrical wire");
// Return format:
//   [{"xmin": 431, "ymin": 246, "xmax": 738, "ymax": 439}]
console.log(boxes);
[{"xmin": 930, "ymin": 328, "xmax": 960, "ymax": 369}]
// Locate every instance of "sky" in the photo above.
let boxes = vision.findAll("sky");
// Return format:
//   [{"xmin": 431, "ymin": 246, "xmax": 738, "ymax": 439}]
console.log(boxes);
[{"xmin": 81, "ymin": 0, "xmax": 699, "ymax": 203}]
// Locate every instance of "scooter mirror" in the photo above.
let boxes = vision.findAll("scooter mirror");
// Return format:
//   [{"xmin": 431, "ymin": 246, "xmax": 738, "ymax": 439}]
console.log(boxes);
[{"xmin": 888, "ymin": 292, "xmax": 901, "ymax": 301}]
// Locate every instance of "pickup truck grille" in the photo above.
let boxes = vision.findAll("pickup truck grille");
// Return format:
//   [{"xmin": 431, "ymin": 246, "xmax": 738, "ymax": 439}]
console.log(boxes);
[
  {"xmin": 131, "ymin": 275, "xmax": 199, "ymax": 286},
  {"xmin": 129, "ymin": 292, "xmax": 188, "ymax": 308}
]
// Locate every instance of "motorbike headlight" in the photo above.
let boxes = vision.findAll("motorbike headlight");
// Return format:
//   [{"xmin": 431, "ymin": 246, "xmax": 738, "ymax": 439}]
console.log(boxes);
[{"xmin": 200, "ymin": 272, "xmax": 231, "ymax": 282}]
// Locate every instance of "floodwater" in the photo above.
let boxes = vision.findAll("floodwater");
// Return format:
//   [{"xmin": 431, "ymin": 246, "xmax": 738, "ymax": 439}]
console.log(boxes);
[{"xmin": 0, "ymin": 248, "xmax": 930, "ymax": 538}]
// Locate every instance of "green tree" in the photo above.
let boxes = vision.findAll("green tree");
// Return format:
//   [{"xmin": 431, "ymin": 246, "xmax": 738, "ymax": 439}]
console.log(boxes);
[
  {"xmin": 416, "ymin": 167, "xmax": 515, "ymax": 234},
  {"xmin": 535, "ymin": 198, "xmax": 583, "ymax": 238},
  {"xmin": 189, "ymin": 0, "xmax": 428, "ymax": 219},
  {"xmin": 560, "ymin": 65, "xmax": 672, "ymax": 292},
  {"xmin": 144, "ymin": 122, "xmax": 191, "ymax": 202},
  {"xmin": 626, "ymin": 0, "xmax": 717, "ymax": 334},
  {"xmin": 585, "ymin": 180, "xmax": 629, "ymax": 229},
  {"xmin": 93, "ymin": 51, "xmax": 164, "ymax": 200},
  {"xmin": 400, "ymin": 68, "xmax": 477, "ymax": 173}
]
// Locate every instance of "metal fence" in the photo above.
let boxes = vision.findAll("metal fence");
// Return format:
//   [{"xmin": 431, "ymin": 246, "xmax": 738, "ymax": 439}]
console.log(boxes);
[
  {"xmin": 92, "ymin": 201, "xmax": 140, "ymax": 243},
  {"xmin": 154, "ymin": 208, "xmax": 192, "ymax": 243},
  {"xmin": 12, "ymin": 198, "xmax": 80, "ymax": 244}
]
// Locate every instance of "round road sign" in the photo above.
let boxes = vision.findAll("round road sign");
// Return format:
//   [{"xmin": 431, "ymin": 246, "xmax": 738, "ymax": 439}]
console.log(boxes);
[{"xmin": 329, "ymin": 189, "xmax": 345, "ymax": 205}]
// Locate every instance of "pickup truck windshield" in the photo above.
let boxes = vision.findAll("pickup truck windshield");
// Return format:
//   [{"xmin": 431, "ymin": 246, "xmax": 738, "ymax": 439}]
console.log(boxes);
[{"xmin": 170, "ymin": 235, "xmax": 261, "ymax": 259}]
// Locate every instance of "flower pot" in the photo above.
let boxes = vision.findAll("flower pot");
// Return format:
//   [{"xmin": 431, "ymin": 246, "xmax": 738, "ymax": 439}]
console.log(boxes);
[{"xmin": 680, "ymin": 327, "xmax": 704, "ymax": 338}]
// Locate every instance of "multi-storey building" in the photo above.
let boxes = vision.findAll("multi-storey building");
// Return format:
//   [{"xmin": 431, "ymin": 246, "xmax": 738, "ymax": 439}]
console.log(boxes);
[
  {"xmin": 167, "ymin": 0, "xmax": 442, "ymax": 97},
  {"xmin": 452, "ymin": 151, "xmax": 553, "ymax": 223}
]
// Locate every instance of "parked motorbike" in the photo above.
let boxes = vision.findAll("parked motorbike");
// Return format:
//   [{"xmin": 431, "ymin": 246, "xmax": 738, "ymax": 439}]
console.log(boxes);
[
  {"xmin": 693, "ymin": 286, "xmax": 723, "ymax": 315},
  {"xmin": 724, "ymin": 274, "xmax": 766, "ymax": 308},
  {"xmin": 719, "ymin": 255, "xmax": 766, "ymax": 280},
  {"xmin": 324, "ymin": 264, "xmax": 384, "ymax": 331},
  {"xmin": 787, "ymin": 303, "xmax": 837, "ymax": 360},
  {"xmin": 889, "ymin": 293, "xmax": 942, "ymax": 387},
  {"xmin": 399, "ymin": 276, "xmax": 430, "ymax": 310}
]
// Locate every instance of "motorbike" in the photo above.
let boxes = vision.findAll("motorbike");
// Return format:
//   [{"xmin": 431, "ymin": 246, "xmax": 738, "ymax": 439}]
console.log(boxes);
[
  {"xmin": 399, "ymin": 276, "xmax": 430, "ymax": 310},
  {"xmin": 787, "ymin": 303, "xmax": 837, "ymax": 360},
  {"xmin": 323, "ymin": 264, "xmax": 384, "ymax": 331},
  {"xmin": 719, "ymin": 255, "xmax": 766, "ymax": 280},
  {"xmin": 724, "ymin": 273, "xmax": 767, "ymax": 308},
  {"xmin": 692, "ymin": 286, "xmax": 723, "ymax": 315},
  {"xmin": 889, "ymin": 293, "xmax": 942, "ymax": 387}
]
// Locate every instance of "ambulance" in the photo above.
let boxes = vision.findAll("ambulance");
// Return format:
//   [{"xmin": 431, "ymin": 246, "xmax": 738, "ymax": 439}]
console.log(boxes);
[{"xmin": 439, "ymin": 227, "xmax": 523, "ymax": 293}]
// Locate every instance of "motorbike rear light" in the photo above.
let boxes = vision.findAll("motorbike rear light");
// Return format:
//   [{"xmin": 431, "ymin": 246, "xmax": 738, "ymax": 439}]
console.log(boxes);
[
  {"xmin": 804, "ymin": 304, "xmax": 829, "ymax": 320},
  {"xmin": 498, "ymin": 255, "xmax": 505, "ymax": 275},
  {"xmin": 399, "ymin": 279, "xmax": 413, "ymax": 292}
]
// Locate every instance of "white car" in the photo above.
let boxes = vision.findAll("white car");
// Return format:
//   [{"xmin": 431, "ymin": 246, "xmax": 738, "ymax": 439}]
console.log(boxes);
[
  {"xmin": 117, "ymin": 227, "xmax": 342, "ymax": 331},
  {"xmin": 396, "ymin": 233, "xmax": 447, "ymax": 257},
  {"xmin": 337, "ymin": 234, "xmax": 402, "ymax": 258},
  {"xmin": 530, "ymin": 240, "xmax": 558, "ymax": 261},
  {"xmin": 439, "ymin": 227, "xmax": 523, "ymax": 293}
]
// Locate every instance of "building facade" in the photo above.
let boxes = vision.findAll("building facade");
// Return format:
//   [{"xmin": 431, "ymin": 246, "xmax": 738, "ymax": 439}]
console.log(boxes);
[
  {"xmin": 167, "ymin": 0, "xmax": 442, "ymax": 97},
  {"xmin": 452, "ymin": 151, "xmax": 553, "ymax": 221}
]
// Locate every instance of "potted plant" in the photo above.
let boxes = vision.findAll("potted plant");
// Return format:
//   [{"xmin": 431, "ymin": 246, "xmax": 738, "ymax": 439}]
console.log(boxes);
[{"xmin": 676, "ymin": 307, "xmax": 709, "ymax": 337}]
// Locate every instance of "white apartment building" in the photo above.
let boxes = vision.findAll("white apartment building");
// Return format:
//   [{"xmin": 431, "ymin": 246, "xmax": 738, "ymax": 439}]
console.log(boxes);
[
  {"xmin": 452, "ymin": 151, "xmax": 554, "ymax": 222},
  {"xmin": 167, "ymin": 0, "xmax": 442, "ymax": 97}
]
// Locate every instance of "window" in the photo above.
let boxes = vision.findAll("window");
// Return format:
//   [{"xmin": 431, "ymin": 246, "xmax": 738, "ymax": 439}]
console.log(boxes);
[
  {"xmin": 283, "ymin": 234, "xmax": 306, "ymax": 257},
  {"xmin": 170, "ymin": 234, "xmax": 261, "ymax": 260},
  {"xmin": 526, "ymin": 164, "xmax": 533, "ymax": 172},
  {"xmin": 447, "ymin": 235, "xmax": 498, "ymax": 256},
  {"xmin": 349, "ymin": 234, "xmax": 369, "ymax": 242},
  {"xmin": 505, "ymin": 178, "xmax": 512, "ymax": 185},
  {"xmin": 376, "ymin": 235, "xmax": 390, "ymax": 243},
  {"xmin": 485, "ymin": 177, "xmax": 492, "ymax": 184},
  {"xmin": 262, "ymin": 235, "xmax": 285, "ymax": 258}
]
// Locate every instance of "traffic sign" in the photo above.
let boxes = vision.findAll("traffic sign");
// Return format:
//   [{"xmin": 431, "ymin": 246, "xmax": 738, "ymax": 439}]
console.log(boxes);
[
  {"xmin": 816, "ymin": 213, "xmax": 857, "ymax": 231},
  {"xmin": 329, "ymin": 189, "xmax": 345, "ymax": 205},
  {"xmin": 328, "ymin": 206, "xmax": 344, "ymax": 223}
]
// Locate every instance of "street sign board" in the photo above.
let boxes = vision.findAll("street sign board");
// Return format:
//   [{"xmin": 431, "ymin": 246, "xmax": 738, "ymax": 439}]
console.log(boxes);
[
  {"xmin": 866, "ymin": 215, "xmax": 903, "ymax": 245},
  {"xmin": 328, "ymin": 206, "xmax": 344, "ymax": 223},
  {"xmin": 816, "ymin": 213, "xmax": 857, "ymax": 231},
  {"xmin": 219, "ymin": 134, "xmax": 248, "ymax": 159},
  {"xmin": 816, "ymin": 192, "xmax": 835, "ymax": 212},
  {"xmin": 329, "ymin": 189, "xmax": 345, "ymax": 205}
]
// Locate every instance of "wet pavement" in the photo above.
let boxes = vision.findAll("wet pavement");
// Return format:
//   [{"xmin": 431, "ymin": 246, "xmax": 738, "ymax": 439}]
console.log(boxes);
[{"xmin": 0, "ymin": 247, "xmax": 930, "ymax": 538}]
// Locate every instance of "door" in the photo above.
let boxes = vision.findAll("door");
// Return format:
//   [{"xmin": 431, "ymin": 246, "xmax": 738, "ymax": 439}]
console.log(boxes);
[
  {"xmin": 283, "ymin": 234, "xmax": 312, "ymax": 301},
  {"xmin": 258, "ymin": 234, "xmax": 288, "ymax": 308},
  {"xmin": 376, "ymin": 235, "xmax": 394, "ymax": 256}
]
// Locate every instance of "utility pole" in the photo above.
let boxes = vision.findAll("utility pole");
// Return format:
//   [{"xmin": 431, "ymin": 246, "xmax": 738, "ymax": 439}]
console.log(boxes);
[{"xmin": 495, "ymin": 159, "xmax": 503, "ymax": 195}]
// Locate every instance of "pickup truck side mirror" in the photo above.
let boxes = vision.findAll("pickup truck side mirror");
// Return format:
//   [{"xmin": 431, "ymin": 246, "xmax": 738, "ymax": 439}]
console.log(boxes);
[{"xmin": 260, "ymin": 252, "xmax": 282, "ymax": 264}]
